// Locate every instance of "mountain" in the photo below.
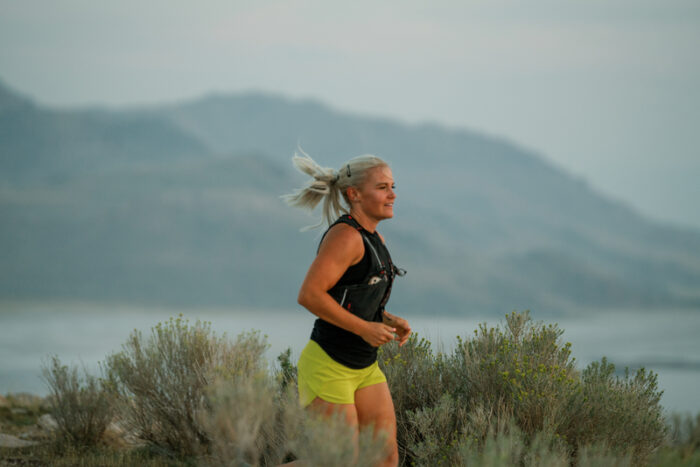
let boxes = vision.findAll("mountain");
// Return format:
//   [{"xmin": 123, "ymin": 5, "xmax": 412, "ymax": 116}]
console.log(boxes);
[
  {"xmin": 1, "ymin": 79, "xmax": 699, "ymax": 316},
  {"xmin": 0, "ymin": 80, "xmax": 209, "ymax": 184},
  {"xmin": 155, "ymin": 92, "xmax": 700, "ymax": 311}
]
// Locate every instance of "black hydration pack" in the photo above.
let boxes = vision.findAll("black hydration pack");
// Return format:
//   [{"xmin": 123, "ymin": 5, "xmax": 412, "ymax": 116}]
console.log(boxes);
[{"xmin": 309, "ymin": 214, "xmax": 406, "ymax": 369}]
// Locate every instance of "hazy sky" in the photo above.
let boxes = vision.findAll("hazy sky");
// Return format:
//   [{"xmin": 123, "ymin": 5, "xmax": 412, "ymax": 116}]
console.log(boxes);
[{"xmin": 1, "ymin": 0, "xmax": 699, "ymax": 229}]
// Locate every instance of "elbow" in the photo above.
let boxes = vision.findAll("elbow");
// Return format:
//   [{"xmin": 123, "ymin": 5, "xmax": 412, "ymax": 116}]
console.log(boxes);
[
  {"xmin": 298, "ymin": 286, "xmax": 324, "ymax": 311},
  {"xmin": 297, "ymin": 288, "xmax": 311, "ymax": 309}
]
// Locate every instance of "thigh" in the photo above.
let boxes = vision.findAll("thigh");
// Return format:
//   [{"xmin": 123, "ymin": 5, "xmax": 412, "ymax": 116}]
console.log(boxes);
[
  {"xmin": 308, "ymin": 397, "xmax": 359, "ymax": 427},
  {"xmin": 354, "ymin": 382, "xmax": 396, "ymax": 435}
]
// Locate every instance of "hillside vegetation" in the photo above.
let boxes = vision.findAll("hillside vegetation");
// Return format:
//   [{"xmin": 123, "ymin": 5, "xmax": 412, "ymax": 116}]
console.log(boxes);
[
  {"xmin": 2, "ymin": 311, "xmax": 699, "ymax": 466},
  {"xmin": 2, "ymin": 78, "xmax": 700, "ymax": 314}
]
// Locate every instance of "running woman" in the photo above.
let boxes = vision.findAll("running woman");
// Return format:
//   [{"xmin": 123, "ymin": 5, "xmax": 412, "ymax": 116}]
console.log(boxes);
[{"xmin": 282, "ymin": 149, "xmax": 411, "ymax": 467}]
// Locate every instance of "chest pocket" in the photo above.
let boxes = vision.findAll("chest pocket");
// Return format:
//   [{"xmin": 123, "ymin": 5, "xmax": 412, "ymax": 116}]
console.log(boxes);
[{"xmin": 329, "ymin": 234, "xmax": 392, "ymax": 321}]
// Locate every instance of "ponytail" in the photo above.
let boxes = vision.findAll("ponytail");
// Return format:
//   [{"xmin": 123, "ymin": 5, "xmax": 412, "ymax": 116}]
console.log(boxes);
[{"xmin": 281, "ymin": 147, "xmax": 388, "ymax": 231}]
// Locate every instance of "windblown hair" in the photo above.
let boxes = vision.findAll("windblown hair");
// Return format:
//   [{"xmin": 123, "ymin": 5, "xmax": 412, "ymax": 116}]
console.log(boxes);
[{"xmin": 281, "ymin": 147, "xmax": 388, "ymax": 231}]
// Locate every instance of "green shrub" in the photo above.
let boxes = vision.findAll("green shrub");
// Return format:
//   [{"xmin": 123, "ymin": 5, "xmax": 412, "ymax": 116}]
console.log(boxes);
[
  {"xmin": 41, "ymin": 355, "xmax": 113, "ymax": 448},
  {"xmin": 402, "ymin": 392, "xmax": 470, "ymax": 466},
  {"xmin": 276, "ymin": 347, "xmax": 298, "ymax": 392},
  {"xmin": 379, "ymin": 310, "xmax": 667, "ymax": 466},
  {"xmin": 380, "ymin": 310, "xmax": 580, "ymax": 464},
  {"xmin": 409, "ymin": 420, "xmax": 570, "ymax": 467},
  {"xmin": 455, "ymin": 424, "xmax": 526, "ymax": 467},
  {"xmin": 103, "ymin": 315, "xmax": 268, "ymax": 456},
  {"xmin": 35, "ymin": 310, "xmax": 673, "ymax": 466},
  {"xmin": 378, "ymin": 334, "xmax": 459, "ymax": 463},
  {"xmin": 564, "ymin": 357, "xmax": 666, "ymax": 463},
  {"xmin": 101, "ymin": 316, "xmax": 386, "ymax": 465},
  {"xmin": 458, "ymin": 311, "xmax": 580, "ymax": 439}
]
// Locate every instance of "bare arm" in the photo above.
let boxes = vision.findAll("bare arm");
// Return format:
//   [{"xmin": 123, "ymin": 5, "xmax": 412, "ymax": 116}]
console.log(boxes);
[{"xmin": 297, "ymin": 224, "xmax": 397, "ymax": 347}]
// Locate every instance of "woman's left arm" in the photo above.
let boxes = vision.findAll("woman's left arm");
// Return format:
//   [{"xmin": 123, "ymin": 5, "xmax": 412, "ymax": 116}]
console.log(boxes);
[{"xmin": 382, "ymin": 310, "xmax": 411, "ymax": 346}]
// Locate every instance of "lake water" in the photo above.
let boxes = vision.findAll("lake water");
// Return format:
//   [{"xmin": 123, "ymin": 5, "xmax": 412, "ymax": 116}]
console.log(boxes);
[{"xmin": 1, "ymin": 300, "xmax": 698, "ymax": 415}]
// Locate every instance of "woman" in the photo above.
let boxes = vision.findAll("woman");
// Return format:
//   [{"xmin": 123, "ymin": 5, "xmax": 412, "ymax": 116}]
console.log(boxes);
[{"xmin": 282, "ymin": 149, "xmax": 411, "ymax": 467}]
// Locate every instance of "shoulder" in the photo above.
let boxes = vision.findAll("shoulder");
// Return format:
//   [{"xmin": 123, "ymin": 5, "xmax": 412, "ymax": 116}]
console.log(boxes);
[
  {"xmin": 377, "ymin": 231, "xmax": 386, "ymax": 244},
  {"xmin": 319, "ymin": 222, "xmax": 364, "ymax": 255}
]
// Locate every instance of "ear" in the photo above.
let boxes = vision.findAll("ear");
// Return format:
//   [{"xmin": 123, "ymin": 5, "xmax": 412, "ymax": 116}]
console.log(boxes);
[{"xmin": 346, "ymin": 186, "xmax": 360, "ymax": 202}]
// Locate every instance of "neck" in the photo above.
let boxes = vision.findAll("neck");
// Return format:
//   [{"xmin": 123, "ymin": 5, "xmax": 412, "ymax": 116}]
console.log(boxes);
[{"xmin": 349, "ymin": 209, "xmax": 378, "ymax": 233}]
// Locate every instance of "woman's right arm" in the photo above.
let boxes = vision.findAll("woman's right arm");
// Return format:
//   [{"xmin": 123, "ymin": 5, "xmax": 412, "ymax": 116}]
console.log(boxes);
[{"xmin": 297, "ymin": 224, "xmax": 397, "ymax": 347}]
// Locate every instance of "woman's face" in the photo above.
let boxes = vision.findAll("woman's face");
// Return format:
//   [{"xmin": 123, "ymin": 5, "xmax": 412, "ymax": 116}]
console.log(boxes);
[{"xmin": 352, "ymin": 165, "xmax": 396, "ymax": 221}]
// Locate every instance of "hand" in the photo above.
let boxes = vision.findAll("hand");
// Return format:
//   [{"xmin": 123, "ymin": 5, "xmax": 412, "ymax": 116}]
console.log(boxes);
[
  {"xmin": 359, "ymin": 322, "xmax": 398, "ymax": 347},
  {"xmin": 382, "ymin": 311, "xmax": 412, "ymax": 347}
]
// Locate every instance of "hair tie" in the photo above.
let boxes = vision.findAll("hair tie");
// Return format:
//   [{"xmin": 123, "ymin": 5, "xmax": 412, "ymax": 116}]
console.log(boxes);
[{"xmin": 331, "ymin": 172, "xmax": 340, "ymax": 185}]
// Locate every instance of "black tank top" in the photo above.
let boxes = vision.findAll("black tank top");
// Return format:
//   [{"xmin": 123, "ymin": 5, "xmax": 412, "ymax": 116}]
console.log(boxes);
[
  {"xmin": 335, "ymin": 234, "xmax": 372, "ymax": 286},
  {"xmin": 310, "ymin": 214, "xmax": 403, "ymax": 369}
]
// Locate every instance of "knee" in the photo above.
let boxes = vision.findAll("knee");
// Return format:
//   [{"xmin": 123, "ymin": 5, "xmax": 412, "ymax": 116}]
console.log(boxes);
[
  {"xmin": 379, "ymin": 432, "xmax": 398, "ymax": 467},
  {"xmin": 383, "ymin": 444, "xmax": 399, "ymax": 467}
]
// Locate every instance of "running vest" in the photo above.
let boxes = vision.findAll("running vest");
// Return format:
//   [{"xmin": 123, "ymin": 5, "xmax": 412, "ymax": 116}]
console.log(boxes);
[{"xmin": 310, "ymin": 214, "xmax": 406, "ymax": 369}]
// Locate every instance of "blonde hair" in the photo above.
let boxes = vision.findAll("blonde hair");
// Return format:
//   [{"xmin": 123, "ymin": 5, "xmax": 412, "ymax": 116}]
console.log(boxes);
[{"xmin": 281, "ymin": 147, "xmax": 388, "ymax": 231}]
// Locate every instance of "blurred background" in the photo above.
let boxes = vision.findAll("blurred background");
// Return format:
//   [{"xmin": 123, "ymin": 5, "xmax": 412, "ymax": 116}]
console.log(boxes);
[{"xmin": 1, "ymin": 0, "xmax": 698, "ymax": 413}]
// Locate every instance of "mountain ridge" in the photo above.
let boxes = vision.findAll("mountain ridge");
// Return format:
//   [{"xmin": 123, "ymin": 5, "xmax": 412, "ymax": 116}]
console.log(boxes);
[{"xmin": 1, "ymin": 78, "xmax": 698, "ymax": 315}]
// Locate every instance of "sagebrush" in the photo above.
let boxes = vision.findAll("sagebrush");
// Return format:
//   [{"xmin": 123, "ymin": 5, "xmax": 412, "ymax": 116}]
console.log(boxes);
[
  {"xmin": 378, "ymin": 310, "xmax": 667, "ymax": 465},
  {"xmin": 103, "ymin": 316, "xmax": 269, "ymax": 456},
  {"xmin": 41, "ymin": 355, "xmax": 113, "ymax": 448},
  {"xmin": 100, "ymin": 315, "xmax": 387, "ymax": 465},
  {"xmin": 37, "ymin": 310, "xmax": 684, "ymax": 466}
]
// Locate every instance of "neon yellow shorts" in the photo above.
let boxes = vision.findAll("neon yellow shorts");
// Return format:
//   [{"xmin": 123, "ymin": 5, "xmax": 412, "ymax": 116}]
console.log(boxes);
[{"xmin": 297, "ymin": 340, "xmax": 387, "ymax": 407}]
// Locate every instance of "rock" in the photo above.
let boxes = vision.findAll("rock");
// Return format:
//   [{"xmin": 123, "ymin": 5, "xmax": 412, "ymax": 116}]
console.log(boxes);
[
  {"xmin": 0, "ymin": 432, "xmax": 39, "ymax": 448},
  {"xmin": 19, "ymin": 425, "xmax": 51, "ymax": 442},
  {"xmin": 102, "ymin": 421, "xmax": 126, "ymax": 447},
  {"xmin": 102, "ymin": 420, "xmax": 144, "ymax": 448},
  {"xmin": 105, "ymin": 421, "xmax": 125, "ymax": 437},
  {"xmin": 38, "ymin": 413, "xmax": 58, "ymax": 432}
]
